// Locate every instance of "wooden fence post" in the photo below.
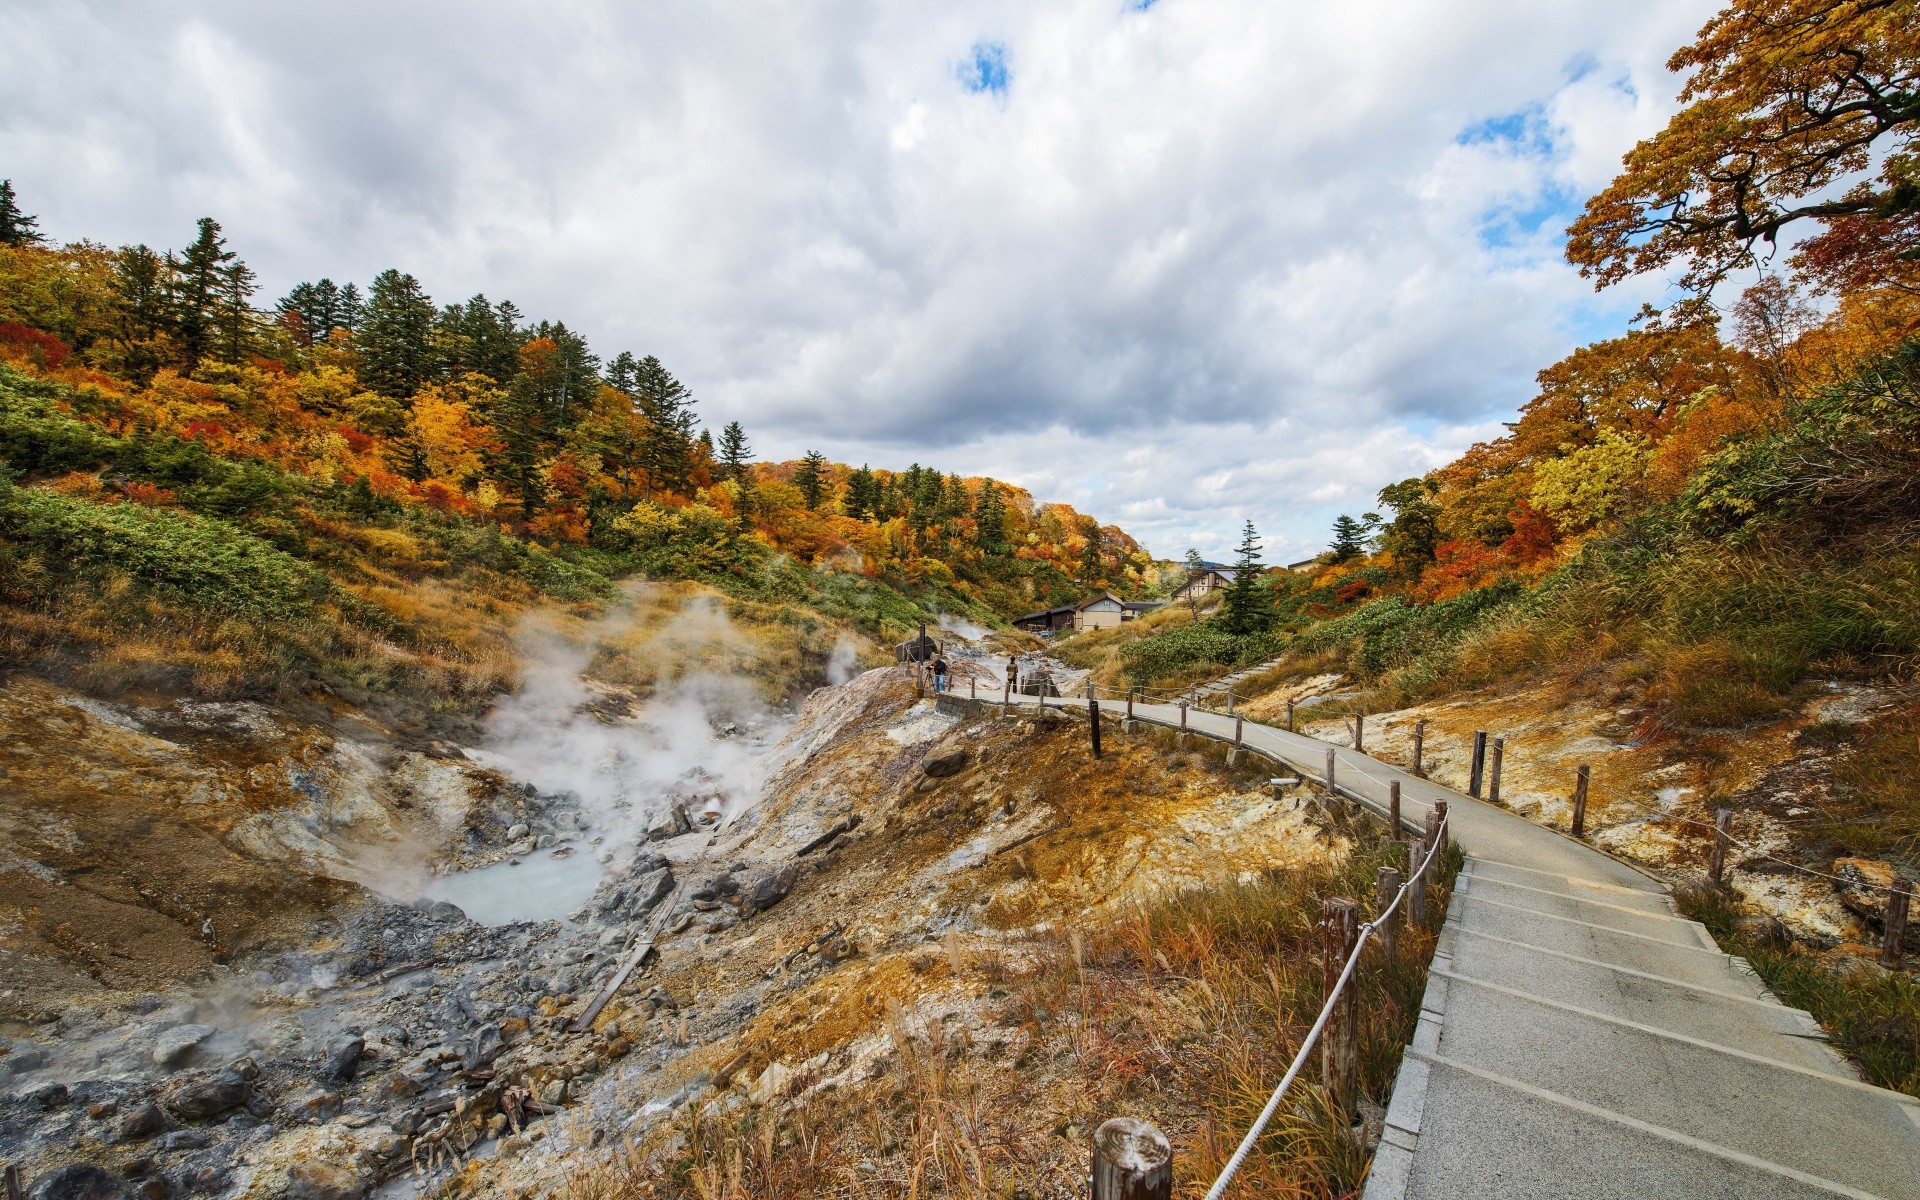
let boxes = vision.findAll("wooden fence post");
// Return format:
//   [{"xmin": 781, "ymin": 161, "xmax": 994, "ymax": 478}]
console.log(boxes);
[
  {"xmin": 1468, "ymin": 731, "xmax": 1487, "ymax": 797},
  {"xmin": 1127, "ymin": 690, "xmax": 1135, "ymax": 720},
  {"xmin": 1375, "ymin": 867, "xmax": 1402, "ymax": 958},
  {"xmin": 1179, "ymin": 701, "xmax": 1188, "ymax": 738},
  {"xmin": 1389, "ymin": 780, "xmax": 1402, "ymax": 837},
  {"xmin": 1709, "ymin": 808, "xmax": 1732, "ymax": 886},
  {"xmin": 1488, "ymin": 737, "xmax": 1504, "ymax": 805},
  {"xmin": 970, "ymin": 675, "xmax": 977, "ymax": 700},
  {"xmin": 1090, "ymin": 1117, "xmax": 1172, "ymax": 1200},
  {"xmin": 1412, "ymin": 719, "xmax": 1426, "ymax": 775},
  {"xmin": 1287, "ymin": 697, "xmax": 1296, "ymax": 732},
  {"xmin": 1235, "ymin": 715, "xmax": 1244, "ymax": 747},
  {"xmin": 1228, "ymin": 686, "xmax": 1235, "ymax": 715},
  {"xmin": 5, "ymin": 1163, "xmax": 21, "ymax": 1200},
  {"xmin": 1325, "ymin": 748, "xmax": 1337, "ymax": 799},
  {"xmin": 1571, "ymin": 765, "xmax": 1590, "ymax": 838},
  {"xmin": 1089, "ymin": 700, "xmax": 1102, "ymax": 759},
  {"xmin": 1323, "ymin": 897, "xmax": 1360, "ymax": 1128},
  {"xmin": 1881, "ymin": 877, "xmax": 1911, "ymax": 968},
  {"xmin": 1354, "ymin": 711, "xmax": 1365, "ymax": 751}
]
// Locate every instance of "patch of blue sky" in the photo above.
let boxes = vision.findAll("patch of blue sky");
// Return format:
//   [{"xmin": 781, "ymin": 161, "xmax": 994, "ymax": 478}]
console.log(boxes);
[
  {"xmin": 1478, "ymin": 181, "xmax": 1582, "ymax": 251},
  {"xmin": 1128, "ymin": 0, "xmax": 1161, "ymax": 10},
  {"xmin": 960, "ymin": 41, "xmax": 1010, "ymax": 96}
]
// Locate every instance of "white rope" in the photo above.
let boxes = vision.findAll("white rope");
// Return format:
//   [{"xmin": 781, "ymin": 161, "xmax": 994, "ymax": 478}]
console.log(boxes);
[{"xmin": 1203, "ymin": 814, "xmax": 1449, "ymax": 1200}]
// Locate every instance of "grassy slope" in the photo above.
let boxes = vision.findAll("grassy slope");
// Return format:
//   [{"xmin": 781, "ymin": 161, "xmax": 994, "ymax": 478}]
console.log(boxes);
[{"xmin": 0, "ymin": 365, "xmax": 976, "ymax": 726}]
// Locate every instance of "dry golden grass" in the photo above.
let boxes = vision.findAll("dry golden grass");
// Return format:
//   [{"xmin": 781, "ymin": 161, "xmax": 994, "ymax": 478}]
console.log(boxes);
[{"xmin": 563, "ymin": 837, "xmax": 1461, "ymax": 1200}]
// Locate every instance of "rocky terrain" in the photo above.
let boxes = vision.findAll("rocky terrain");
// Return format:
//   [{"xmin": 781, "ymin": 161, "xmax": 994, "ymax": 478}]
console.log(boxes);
[{"xmin": 0, "ymin": 654, "xmax": 1342, "ymax": 1199}]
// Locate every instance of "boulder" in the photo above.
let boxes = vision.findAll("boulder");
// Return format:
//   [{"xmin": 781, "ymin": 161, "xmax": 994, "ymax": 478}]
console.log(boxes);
[
  {"xmin": 319, "ymin": 1035, "xmax": 365, "ymax": 1082},
  {"xmin": 630, "ymin": 866, "xmax": 675, "ymax": 916},
  {"xmin": 284, "ymin": 1161, "xmax": 371, "ymax": 1200},
  {"xmin": 744, "ymin": 866, "xmax": 798, "ymax": 916},
  {"xmin": 151, "ymin": 1024, "xmax": 215, "ymax": 1068},
  {"xmin": 26, "ymin": 1165, "xmax": 129, "ymax": 1200},
  {"xmin": 159, "ymin": 1069, "xmax": 249, "ymax": 1121},
  {"xmin": 506, "ymin": 823, "xmax": 531, "ymax": 842},
  {"xmin": 645, "ymin": 805, "xmax": 690, "ymax": 842},
  {"xmin": 116, "ymin": 1101, "xmax": 166, "ymax": 1142},
  {"xmin": 1832, "ymin": 858, "xmax": 1901, "ymax": 922},
  {"xmin": 20, "ymin": 1081, "xmax": 68, "ymax": 1109},
  {"xmin": 923, "ymin": 749, "xmax": 969, "ymax": 778}
]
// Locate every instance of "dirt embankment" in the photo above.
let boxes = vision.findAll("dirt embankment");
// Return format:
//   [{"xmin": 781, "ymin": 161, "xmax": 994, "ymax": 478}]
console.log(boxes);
[{"xmin": 1252, "ymin": 671, "xmax": 1917, "ymax": 948}]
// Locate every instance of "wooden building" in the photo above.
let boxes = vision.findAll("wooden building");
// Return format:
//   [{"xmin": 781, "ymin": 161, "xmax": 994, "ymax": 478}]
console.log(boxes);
[
  {"xmin": 1012, "ymin": 604, "xmax": 1077, "ymax": 634},
  {"xmin": 1073, "ymin": 592, "xmax": 1166, "ymax": 631},
  {"xmin": 1171, "ymin": 564, "xmax": 1237, "ymax": 603}
]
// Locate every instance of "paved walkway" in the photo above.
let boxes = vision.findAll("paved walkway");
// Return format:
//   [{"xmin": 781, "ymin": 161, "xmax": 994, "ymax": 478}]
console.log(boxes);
[{"xmin": 1001, "ymin": 693, "xmax": 1920, "ymax": 1199}]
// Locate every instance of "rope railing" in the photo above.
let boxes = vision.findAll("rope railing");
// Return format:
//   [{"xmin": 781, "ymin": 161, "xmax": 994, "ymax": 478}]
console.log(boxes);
[{"xmin": 1203, "ymin": 811, "xmax": 1450, "ymax": 1200}]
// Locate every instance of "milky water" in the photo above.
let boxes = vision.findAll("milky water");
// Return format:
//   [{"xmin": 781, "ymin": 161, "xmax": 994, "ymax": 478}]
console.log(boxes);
[{"xmin": 419, "ymin": 848, "xmax": 605, "ymax": 926}]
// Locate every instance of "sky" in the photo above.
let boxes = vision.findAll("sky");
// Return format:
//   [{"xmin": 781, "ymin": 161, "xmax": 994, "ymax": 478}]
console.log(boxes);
[{"xmin": 0, "ymin": 0, "xmax": 1722, "ymax": 563}]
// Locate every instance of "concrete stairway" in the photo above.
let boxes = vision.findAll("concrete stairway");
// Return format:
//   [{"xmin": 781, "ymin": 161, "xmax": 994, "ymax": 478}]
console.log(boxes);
[{"xmin": 1003, "ymin": 692, "xmax": 1920, "ymax": 1199}]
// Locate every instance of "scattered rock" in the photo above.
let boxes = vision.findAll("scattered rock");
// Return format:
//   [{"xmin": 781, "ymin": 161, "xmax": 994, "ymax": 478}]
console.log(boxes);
[
  {"xmin": 8, "ymin": 1047, "xmax": 48, "ymax": 1073},
  {"xmin": 744, "ymin": 866, "xmax": 798, "ymax": 915},
  {"xmin": 284, "ymin": 1160, "xmax": 371, "ymax": 1200},
  {"xmin": 630, "ymin": 866, "xmax": 675, "ymax": 916},
  {"xmin": 506, "ymin": 823, "xmax": 531, "ymax": 842},
  {"xmin": 151, "ymin": 1024, "xmax": 215, "ymax": 1068},
  {"xmin": 158, "ymin": 1069, "xmax": 249, "ymax": 1121},
  {"xmin": 159, "ymin": 1130, "xmax": 209, "ymax": 1152},
  {"xmin": 923, "ymin": 748, "xmax": 970, "ymax": 778},
  {"xmin": 25, "ymin": 1164, "xmax": 129, "ymax": 1200},
  {"xmin": 19, "ymin": 1081, "xmax": 68, "ymax": 1109},
  {"xmin": 116, "ymin": 1102, "xmax": 165, "ymax": 1142},
  {"xmin": 1832, "ymin": 858, "xmax": 1902, "ymax": 923},
  {"xmin": 1731, "ymin": 914, "xmax": 1791, "ymax": 948},
  {"xmin": 320, "ymin": 1035, "xmax": 365, "ymax": 1082},
  {"xmin": 645, "ymin": 805, "xmax": 690, "ymax": 842}
]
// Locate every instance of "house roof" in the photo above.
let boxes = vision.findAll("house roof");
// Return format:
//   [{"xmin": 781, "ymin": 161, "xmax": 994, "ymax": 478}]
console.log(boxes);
[
  {"xmin": 1121, "ymin": 600, "xmax": 1165, "ymax": 612},
  {"xmin": 1013, "ymin": 604, "xmax": 1077, "ymax": 623}
]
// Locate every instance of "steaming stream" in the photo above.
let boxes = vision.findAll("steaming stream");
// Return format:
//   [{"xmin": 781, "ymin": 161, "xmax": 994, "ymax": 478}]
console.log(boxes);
[{"xmin": 402, "ymin": 592, "xmax": 791, "ymax": 926}]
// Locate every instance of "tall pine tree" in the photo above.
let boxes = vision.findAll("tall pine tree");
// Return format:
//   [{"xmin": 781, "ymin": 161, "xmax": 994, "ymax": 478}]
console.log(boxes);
[
  {"xmin": 170, "ymin": 218, "xmax": 235, "ymax": 369},
  {"xmin": 718, "ymin": 421, "xmax": 752, "ymax": 480},
  {"xmin": 0, "ymin": 180, "xmax": 44, "ymax": 247},
  {"xmin": 845, "ymin": 464, "xmax": 878, "ymax": 519},
  {"xmin": 109, "ymin": 245, "xmax": 172, "ymax": 382},
  {"xmin": 972, "ymin": 479, "xmax": 1006, "ymax": 552},
  {"xmin": 1329, "ymin": 514, "xmax": 1369, "ymax": 563},
  {"xmin": 792, "ymin": 450, "xmax": 829, "ymax": 509},
  {"xmin": 631, "ymin": 355, "xmax": 697, "ymax": 499},
  {"xmin": 1220, "ymin": 521, "xmax": 1271, "ymax": 635},
  {"xmin": 359, "ymin": 269, "xmax": 438, "ymax": 399}
]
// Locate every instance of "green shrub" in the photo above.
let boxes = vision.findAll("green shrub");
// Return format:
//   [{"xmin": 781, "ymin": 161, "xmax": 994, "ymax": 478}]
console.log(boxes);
[{"xmin": 0, "ymin": 480, "xmax": 328, "ymax": 617}]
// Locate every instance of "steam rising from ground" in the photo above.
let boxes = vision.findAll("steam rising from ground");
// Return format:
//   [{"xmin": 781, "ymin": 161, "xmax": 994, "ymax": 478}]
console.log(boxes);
[
  {"xmin": 825, "ymin": 636, "xmax": 860, "ymax": 685},
  {"xmin": 937, "ymin": 613, "xmax": 990, "ymax": 642},
  {"xmin": 468, "ymin": 590, "xmax": 787, "ymax": 851}
]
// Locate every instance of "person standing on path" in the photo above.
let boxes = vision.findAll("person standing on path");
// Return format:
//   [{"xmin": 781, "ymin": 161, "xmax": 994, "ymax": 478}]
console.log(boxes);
[
  {"xmin": 932, "ymin": 655, "xmax": 949, "ymax": 694},
  {"xmin": 1005, "ymin": 657, "xmax": 1018, "ymax": 697}
]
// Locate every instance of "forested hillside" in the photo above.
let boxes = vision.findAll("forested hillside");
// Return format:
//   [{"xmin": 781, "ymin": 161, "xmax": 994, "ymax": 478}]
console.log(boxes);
[{"xmin": 0, "ymin": 187, "xmax": 1155, "ymax": 706}]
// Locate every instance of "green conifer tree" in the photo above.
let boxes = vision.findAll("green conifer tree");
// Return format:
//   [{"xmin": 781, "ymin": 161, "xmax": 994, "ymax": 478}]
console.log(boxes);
[
  {"xmin": 1220, "ymin": 521, "xmax": 1271, "ymax": 635},
  {"xmin": 718, "ymin": 421, "xmax": 752, "ymax": 481},
  {"xmin": 972, "ymin": 479, "xmax": 1006, "ymax": 552},
  {"xmin": 0, "ymin": 180, "xmax": 43, "ymax": 247},
  {"xmin": 793, "ymin": 450, "xmax": 829, "ymax": 509},
  {"xmin": 170, "ymin": 218, "xmax": 235, "ymax": 369},
  {"xmin": 631, "ymin": 355, "xmax": 697, "ymax": 499},
  {"xmin": 358, "ymin": 269, "xmax": 438, "ymax": 399},
  {"xmin": 1329, "ymin": 513, "xmax": 1369, "ymax": 563}
]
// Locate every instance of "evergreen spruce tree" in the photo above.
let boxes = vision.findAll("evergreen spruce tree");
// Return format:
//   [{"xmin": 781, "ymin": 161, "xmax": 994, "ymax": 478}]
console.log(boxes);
[
  {"xmin": 170, "ymin": 217, "xmax": 236, "ymax": 369},
  {"xmin": 338, "ymin": 283, "xmax": 363, "ymax": 334},
  {"xmin": 605, "ymin": 351, "xmax": 639, "ymax": 395},
  {"xmin": 109, "ymin": 245, "xmax": 172, "ymax": 382},
  {"xmin": 213, "ymin": 258, "xmax": 258, "ymax": 365},
  {"xmin": 631, "ymin": 355, "xmax": 697, "ymax": 499},
  {"xmin": 1220, "ymin": 521, "xmax": 1271, "ymax": 636},
  {"xmin": 972, "ymin": 479, "xmax": 1006, "ymax": 552},
  {"xmin": 792, "ymin": 450, "xmax": 829, "ymax": 509},
  {"xmin": 1329, "ymin": 513, "xmax": 1369, "ymax": 563},
  {"xmin": 845, "ymin": 464, "xmax": 877, "ymax": 518},
  {"xmin": 0, "ymin": 180, "xmax": 43, "ymax": 247},
  {"xmin": 359, "ymin": 269, "xmax": 438, "ymax": 399},
  {"xmin": 529, "ymin": 320, "xmax": 600, "ymax": 429},
  {"xmin": 718, "ymin": 421, "xmax": 752, "ymax": 480},
  {"xmin": 276, "ymin": 279, "xmax": 350, "ymax": 346}
]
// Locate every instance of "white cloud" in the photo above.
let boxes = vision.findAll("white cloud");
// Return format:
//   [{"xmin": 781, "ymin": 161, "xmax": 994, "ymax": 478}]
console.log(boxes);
[{"xmin": 0, "ymin": 0, "xmax": 1720, "ymax": 559}]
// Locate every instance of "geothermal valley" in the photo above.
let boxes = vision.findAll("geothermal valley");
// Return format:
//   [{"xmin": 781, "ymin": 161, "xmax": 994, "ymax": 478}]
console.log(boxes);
[{"xmin": 0, "ymin": 596, "xmax": 1342, "ymax": 1200}]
